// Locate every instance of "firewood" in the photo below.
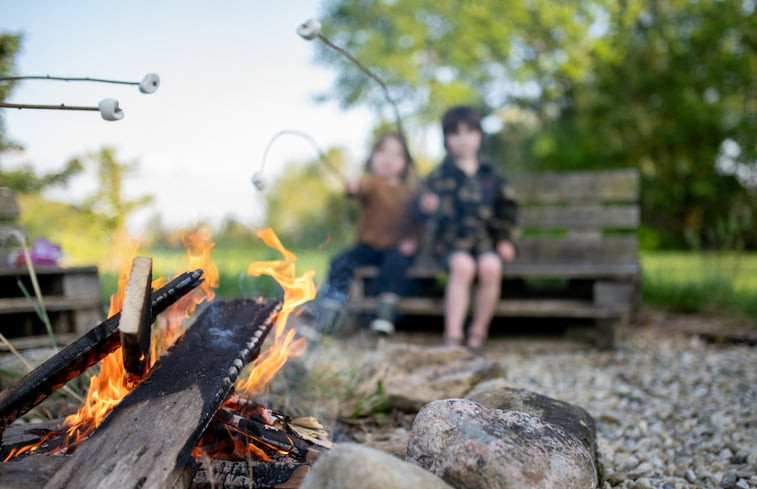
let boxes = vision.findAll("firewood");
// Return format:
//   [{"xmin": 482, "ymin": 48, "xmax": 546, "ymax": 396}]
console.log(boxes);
[
  {"xmin": 0, "ymin": 454, "xmax": 67, "ymax": 489},
  {"xmin": 223, "ymin": 395, "xmax": 331, "ymax": 449},
  {"xmin": 213, "ymin": 408, "xmax": 312, "ymax": 461},
  {"xmin": 289, "ymin": 417, "xmax": 332, "ymax": 449},
  {"xmin": 44, "ymin": 298, "xmax": 282, "ymax": 489},
  {"xmin": 0, "ymin": 269, "xmax": 204, "ymax": 435},
  {"xmin": 190, "ymin": 459, "xmax": 309, "ymax": 489},
  {"xmin": 118, "ymin": 256, "xmax": 153, "ymax": 381}
]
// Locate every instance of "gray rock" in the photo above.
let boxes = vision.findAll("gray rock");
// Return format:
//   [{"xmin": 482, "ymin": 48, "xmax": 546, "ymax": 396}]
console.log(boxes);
[
  {"xmin": 407, "ymin": 398, "xmax": 597, "ymax": 489},
  {"xmin": 299, "ymin": 443, "xmax": 453, "ymax": 489},
  {"xmin": 466, "ymin": 384, "xmax": 597, "ymax": 456}
]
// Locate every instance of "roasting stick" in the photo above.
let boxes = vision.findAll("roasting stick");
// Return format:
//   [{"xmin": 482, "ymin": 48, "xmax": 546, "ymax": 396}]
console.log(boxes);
[{"xmin": 252, "ymin": 129, "xmax": 348, "ymax": 191}]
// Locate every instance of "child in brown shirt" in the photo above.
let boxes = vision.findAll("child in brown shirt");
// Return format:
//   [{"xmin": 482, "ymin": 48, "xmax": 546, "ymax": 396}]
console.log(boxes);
[{"xmin": 319, "ymin": 132, "xmax": 416, "ymax": 335}]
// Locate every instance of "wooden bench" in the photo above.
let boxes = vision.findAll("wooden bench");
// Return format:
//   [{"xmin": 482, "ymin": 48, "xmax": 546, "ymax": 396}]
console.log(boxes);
[{"xmin": 349, "ymin": 168, "xmax": 641, "ymax": 348}]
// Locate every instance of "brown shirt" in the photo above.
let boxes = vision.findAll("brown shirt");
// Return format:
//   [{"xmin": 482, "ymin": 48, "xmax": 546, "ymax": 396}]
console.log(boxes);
[{"xmin": 353, "ymin": 174, "xmax": 415, "ymax": 250}]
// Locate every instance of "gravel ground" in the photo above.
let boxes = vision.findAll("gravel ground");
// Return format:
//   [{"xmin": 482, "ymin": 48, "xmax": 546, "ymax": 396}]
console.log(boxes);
[
  {"xmin": 433, "ymin": 314, "xmax": 757, "ymax": 489},
  {"xmin": 3, "ymin": 312, "xmax": 755, "ymax": 489}
]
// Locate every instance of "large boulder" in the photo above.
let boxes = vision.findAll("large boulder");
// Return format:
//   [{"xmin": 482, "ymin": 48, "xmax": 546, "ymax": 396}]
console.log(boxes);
[
  {"xmin": 299, "ymin": 443, "xmax": 453, "ymax": 489},
  {"xmin": 466, "ymin": 382, "xmax": 597, "ymax": 457},
  {"xmin": 406, "ymin": 398, "xmax": 597, "ymax": 489}
]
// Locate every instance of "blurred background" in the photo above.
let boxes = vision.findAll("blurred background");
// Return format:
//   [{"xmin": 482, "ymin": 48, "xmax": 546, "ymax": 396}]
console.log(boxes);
[{"xmin": 1, "ymin": 0, "xmax": 756, "ymax": 317}]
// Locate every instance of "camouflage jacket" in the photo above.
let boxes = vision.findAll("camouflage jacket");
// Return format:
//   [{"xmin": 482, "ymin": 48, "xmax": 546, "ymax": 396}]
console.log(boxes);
[{"xmin": 419, "ymin": 156, "xmax": 518, "ymax": 257}]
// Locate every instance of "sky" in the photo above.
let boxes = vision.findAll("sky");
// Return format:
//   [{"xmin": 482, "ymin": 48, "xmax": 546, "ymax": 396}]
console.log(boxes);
[{"xmin": 0, "ymin": 1, "xmax": 398, "ymax": 231}]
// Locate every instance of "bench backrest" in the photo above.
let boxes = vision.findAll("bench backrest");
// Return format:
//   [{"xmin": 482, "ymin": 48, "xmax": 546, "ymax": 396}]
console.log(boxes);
[{"xmin": 509, "ymin": 169, "xmax": 639, "ymax": 265}]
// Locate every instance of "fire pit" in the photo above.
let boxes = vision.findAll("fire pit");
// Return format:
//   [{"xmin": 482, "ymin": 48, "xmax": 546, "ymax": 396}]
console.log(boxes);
[{"xmin": 0, "ymin": 229, "xmax": 327, "ymax": 488}]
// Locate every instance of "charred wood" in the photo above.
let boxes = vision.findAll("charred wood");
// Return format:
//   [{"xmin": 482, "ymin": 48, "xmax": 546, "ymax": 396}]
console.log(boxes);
[
  {"xmin": 44, "ymin": 298, "xmax": 281, "ymax": 489},
  {"xmin": 0, "ymin": 269, "xmax": 205, "ymax": 434},
  {"xmin": 191, "ymin": 459, "xmax": 309, "ymax": 489},
  {"xmin": 0, "ymin": 454, "xmax": 66, "ymax": 489}
]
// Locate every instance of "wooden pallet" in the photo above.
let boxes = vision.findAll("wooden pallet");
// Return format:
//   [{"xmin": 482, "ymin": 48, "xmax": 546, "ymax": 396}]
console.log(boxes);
[
  {"xmin": 349, "ymin": 168, "xmax": 641, "ymax": 348},
  {"xmin": 0, "ymin": 187, "xmax": 104, "ymax": 340},
  {"xmin": 0, "ymin": 266, "xmax": 103, "ymax": 338}
]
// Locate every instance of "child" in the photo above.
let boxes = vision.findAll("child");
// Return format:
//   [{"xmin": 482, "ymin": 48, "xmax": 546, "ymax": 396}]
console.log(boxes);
[
  {"xmin": 417, "ymin": 105, "xmax": 517, "ymax": 352},
  {"xmin": 318, "ymin": 132, "xmax": 417, "ymax": 335}
]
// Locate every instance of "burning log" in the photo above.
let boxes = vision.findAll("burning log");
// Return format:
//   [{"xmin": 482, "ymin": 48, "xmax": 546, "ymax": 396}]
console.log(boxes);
[
  {"xmin": 118, "ymin": 256, "xmax": 153, "ymax": 382},
  {"xmin": 191, "ymin": 459, "xmax": 309, "ymax": 489},
  {"xmin": 197, "ymin": 405, "xmax": 327, "ymax": 463},
  {"xmin": 44, "ymin": 298, "xmax": 281, "ymax": 489},
  {"xmin": 0, "ymin": 269, "xmax": 205, "ymax": 434}
]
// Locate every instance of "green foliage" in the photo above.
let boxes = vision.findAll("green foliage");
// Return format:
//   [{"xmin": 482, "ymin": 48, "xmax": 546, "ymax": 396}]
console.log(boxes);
[
  {"xmin": 0, "ymin": 33, "xmax": 22, "ymax": 152},
  {"xmin": 1, "ymin": 32, "xmax": 86, "ymax": 193},
  {"xmin": 316, "ymin": 0, "xmax": 757, "ymax": 249},
  {"xmin": 18, "ymin": 193, "xmax": 114, "ymax": 264},
  {"xmin": 73, "ymin": 147, "xmax": 153, "ymax": 235},
  {"xmin": 0, "ymin": 158, "xmax": 83, "ymax": 194},
  {"xmin": 263, "ymin": 147, "xmax": 358, "ymax": 249}
]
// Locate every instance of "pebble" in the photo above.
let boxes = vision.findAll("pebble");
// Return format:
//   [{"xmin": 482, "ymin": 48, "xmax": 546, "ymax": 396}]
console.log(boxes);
[{"xmin": 486, "ymin": 326, "xmax": 757, "ymax": 488}]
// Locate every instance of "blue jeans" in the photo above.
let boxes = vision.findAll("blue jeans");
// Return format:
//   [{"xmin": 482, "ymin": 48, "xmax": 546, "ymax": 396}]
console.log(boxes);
[{"xmin": 322, "ymin": 243, "xmax": 413, "ymax": 304}]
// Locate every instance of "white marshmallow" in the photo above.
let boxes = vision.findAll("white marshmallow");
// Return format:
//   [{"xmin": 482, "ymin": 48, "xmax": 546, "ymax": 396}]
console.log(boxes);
[
  {"xmin": 139, "ymin": 73, "xmax": 160, "ymax": 94},
  {"xmin": 98, "ymin": 98, "xmax": 124, "ymax": 121},
  {"xmin": 297, "ymin": 18, "xmax": 322, "ymax": 40}
]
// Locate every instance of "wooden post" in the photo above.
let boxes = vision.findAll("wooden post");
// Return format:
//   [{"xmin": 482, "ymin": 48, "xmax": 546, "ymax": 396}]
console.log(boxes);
[
  {"xmin": 119, "ymin": 256, "xmax": 153, "ymax": 381},
  {"xmin": 44, "ymin": 298, "xmax": 281, "ymax": 489}
]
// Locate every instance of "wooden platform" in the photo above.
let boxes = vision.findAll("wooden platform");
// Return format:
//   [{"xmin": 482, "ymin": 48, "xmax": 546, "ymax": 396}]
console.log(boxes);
[{"xmin": 349, "ymin": 168, "xmax": 641, "ymax": 349}]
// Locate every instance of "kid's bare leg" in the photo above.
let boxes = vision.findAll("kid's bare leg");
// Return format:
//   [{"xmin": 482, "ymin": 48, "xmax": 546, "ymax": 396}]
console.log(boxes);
[
  {"xmin": 467, "ymin": 252, "xmax": 502, "ymax": 348},
  {"xmin": 444, "ymin": 252, "xmax": 476, "ymax": 344}
]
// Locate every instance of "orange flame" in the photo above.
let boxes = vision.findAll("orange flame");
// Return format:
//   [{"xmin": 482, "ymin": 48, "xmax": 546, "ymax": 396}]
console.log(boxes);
[
  {"xmin": 152, "ymin": 229, "xmax": 219, "ymax": 355},
  {"xmin": 235, "ymin": 228, "xmax": 315, "ymax": 397},
  {"xmin": 60, "ymin": 229, "xmax": 218, "ymax": 453}
]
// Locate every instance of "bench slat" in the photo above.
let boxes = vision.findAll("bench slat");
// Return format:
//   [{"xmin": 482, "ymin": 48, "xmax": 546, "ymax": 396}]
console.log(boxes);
[
  {"xmin": 519, "ymin": 204, "xmax": 639, "ymax": 230},
  {"xmin": 0, "ymin": 295, "xmax": 102, "ymax": 314},
  {"xmin": 0, "ymin": 265, "xmax": 100, "ymax": 277},
  {"xmin": 510, "ymin": 169, "xmax": 638, "ymax": 205},
  {"xmin": 351, "ymin": 297, "xmax": 629, "ymax": 318},
  {"xmin": 515, "ymin": 236, "xmax": 638, "ymax": 263},
  {"xmin": 355, "ymin": 263, "xmax": 639, "ymax": 279}
]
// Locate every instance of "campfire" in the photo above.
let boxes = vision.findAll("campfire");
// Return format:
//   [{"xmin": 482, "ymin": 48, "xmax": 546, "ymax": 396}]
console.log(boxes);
[{"xmin": 0, "ymin": 228, "xmax": 330, "ymax": 488}]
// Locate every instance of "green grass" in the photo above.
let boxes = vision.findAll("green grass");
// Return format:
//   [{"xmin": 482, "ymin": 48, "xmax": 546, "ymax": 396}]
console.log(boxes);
[
  {"xmin": 93, "ymin": 245, "xmax": 757, "ymax": 319},
  {"xmin": 97, "ymin": 244, "xmax": 332, "ymax": 304},
  {"xmin": 641, "ymin": 251, "xmax": 757, "ymax": 317}
]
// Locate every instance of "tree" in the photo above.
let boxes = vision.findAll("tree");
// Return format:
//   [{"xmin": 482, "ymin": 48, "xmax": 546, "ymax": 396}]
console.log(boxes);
[
  {"xmin": 564, "ymin": 0, "xmax": 757, "ymax": 248},
  {"xmin": 0, "ymin": 32, "xmax": 84, "ymax": 193},
  {"xmin": 73, "ymin": 147, "xmax": 153, "ymax": 237},
  {"xmin": 0, "ymin": 33, "xmax": 21, "ymax": 154},
  {"xmin": 315, "ymin": 0, "xmax": 757, "ymax": 248},
  {"xmin": 263, "ymin": 147, "xmax": 357, "ymax": 249}
]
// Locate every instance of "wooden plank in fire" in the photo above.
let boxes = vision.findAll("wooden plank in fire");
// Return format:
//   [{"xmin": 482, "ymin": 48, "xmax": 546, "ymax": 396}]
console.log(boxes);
[
  {"xmin": 44, "ymin": 298, "xmax": 282, "ymax": 489},
  {"xmin": 0, "ymin": 269, "xmax": 205, "ymax": 435},
  {"xmin": 119, "ymin": 256, "xmax": 153, "ymax": 381}
]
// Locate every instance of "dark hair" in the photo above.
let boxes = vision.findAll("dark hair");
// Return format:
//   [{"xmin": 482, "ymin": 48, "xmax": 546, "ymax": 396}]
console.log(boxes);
[
  {"xmin": 442, "ymin": 105, "xmax": 483, "ymax": 137},
  {"xmin": 365, "ymin": 132, "xmax": 414, "ymax": 180}
]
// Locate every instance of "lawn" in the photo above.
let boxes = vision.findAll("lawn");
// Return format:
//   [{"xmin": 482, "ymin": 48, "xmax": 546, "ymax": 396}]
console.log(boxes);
[
  {"xmin": 93, "ymin": 246, "xmax": 757, "ymax": 319},
  {"xmin": 640, "ymin": 251, "xmax": 757, "ymax": 317},
  {"xmin": 97, "ymin": 244, "xmax": 332, "ymax": 304}
]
